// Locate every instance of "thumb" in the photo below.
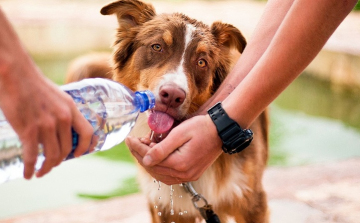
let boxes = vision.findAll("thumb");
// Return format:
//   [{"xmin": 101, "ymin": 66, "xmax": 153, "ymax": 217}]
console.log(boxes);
[{"xmin": 143, "ymin": 126, "xmax": 189, "ymax": 166}]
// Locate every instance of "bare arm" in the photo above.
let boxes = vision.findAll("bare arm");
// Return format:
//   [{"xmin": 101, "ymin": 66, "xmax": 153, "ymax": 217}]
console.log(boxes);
[
  {"xmin": 199, "ymin": 0, "xmax": 295, "ymax": 112},
  {"xmin": 224, "ymin": 0, "xmax": 358, "ymax": 128},
  {"xmin": 0, "ymin": 9, "xmax": 94, "ymax": 179}
]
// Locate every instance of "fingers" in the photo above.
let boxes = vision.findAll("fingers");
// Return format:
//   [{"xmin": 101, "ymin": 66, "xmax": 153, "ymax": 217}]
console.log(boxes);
[
  {"xmin": 127, "ymin": 141, "xmax": 183, "ymax": 185},
  {"xmin": 35, "ymin": 102, "xmax": 93, "ymax": 178},
  {"xmin": 56, "ymin": 108, "xmax": 72, "ymax": 163},
  {"xmin": 36, "ymin": 119, "xmax": 60, "ymax": 178},
  {"xmin": 126, "ymin": 135, "xmax": 196, "ymax": 185},
  {"xmin": 139, "ymin": 137, "xmax": 152, "ymax": 146},
  {"xmin": 21, "ymin": 117, "xmax": 61, "ymax": 179},
  {"xmin": 71, "ymin": 108, "xmax": 94, "ymax": 157},
  {"xmin": 127, "ymin": 136, "xmax": 162, "ymax": 167},
  {"xmin": 126, "ymin": 136, "xmax": 151, "ymax": 157},
  {"xmin": 21, "ymin": 128, "xmax": 39, "ymax": 180},
  {"xmin": 142, "ymin": 128, "xmax": 189, "ymax": 166}
]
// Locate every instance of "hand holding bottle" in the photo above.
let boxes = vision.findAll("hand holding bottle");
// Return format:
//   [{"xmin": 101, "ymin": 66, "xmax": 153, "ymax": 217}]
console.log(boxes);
[
  {"xmin": 0, "ymin": 73, "xmax": 94, "ymax": 180},
  {"xmin": 0, "ymin": 77, "xmax": 155, "ymax": 184},
  {"xmin": 0, "ymin": 9, "xmax": 94, "ymax": 181}
]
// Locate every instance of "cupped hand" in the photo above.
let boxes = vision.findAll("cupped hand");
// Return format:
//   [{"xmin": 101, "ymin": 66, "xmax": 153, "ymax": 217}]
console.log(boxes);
[{"xmin": 126, "ymin": 114, "xmax": 223, "ymax": 185}]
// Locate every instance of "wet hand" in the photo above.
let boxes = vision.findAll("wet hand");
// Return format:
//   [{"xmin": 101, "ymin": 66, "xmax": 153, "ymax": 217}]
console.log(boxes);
[{"xmin": 126, "ymin": 115, "xmax": 223, "ymax": 185}]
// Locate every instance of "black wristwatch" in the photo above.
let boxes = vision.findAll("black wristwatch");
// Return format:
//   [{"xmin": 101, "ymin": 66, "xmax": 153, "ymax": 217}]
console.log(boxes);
[{"xmin": 207, "ymin": 102, "xmax": 253, "ymax": 154}]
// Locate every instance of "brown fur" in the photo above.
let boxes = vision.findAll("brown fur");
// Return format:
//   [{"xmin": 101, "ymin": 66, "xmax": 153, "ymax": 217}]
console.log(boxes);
[
  {"xmin": 66, "ymin": 1, "xmax": 269, "ymax": 222},
  {"xmin": 65, "ymin": 53, "xmax": 113, "ymax": 83}
]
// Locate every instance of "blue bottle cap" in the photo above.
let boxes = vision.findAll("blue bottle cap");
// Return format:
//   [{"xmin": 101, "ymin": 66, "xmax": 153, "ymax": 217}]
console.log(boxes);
[{"xmin": 135, "ymin": 90, "xmax": 155, "ymax": 112}]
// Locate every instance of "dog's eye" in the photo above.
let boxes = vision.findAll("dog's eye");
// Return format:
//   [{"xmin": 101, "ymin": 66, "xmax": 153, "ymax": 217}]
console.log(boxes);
[
  {"xmin": 151, "ymin": 44, "xmax": 162, "ymax": 52},
  {"xmin": 197, "ymin": 59, "xmax": 207, "ymax": 68}
]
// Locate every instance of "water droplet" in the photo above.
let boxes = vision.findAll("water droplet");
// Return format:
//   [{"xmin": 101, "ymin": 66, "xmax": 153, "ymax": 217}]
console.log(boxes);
[
  {"xmin": 158, "ymin": 181, "xmax": 161, "ymax": 190},
  {"xmin": 179, "ymin": 212, "xmax": 183, "ymax": 215},
  {"xmin": 179, "ymin": 195, "xmax": 182, "ymax": 198},
  {"xmin": 170, "ymin": 209, "xmax": 174, "ymax": 215},
  {"xmin": 170, "ymin": 185, "xmax": 174, "ymax": 215},
  {"xmin": 157, "ymin": 211, "xmax": 162, "ymax": 216},
  {"xmin": 159, "ymin": 196, "xmax": 161, "ymax": 200},
  {"xmin": 154, "ymin": 205, "xmax": 158, "ymax": 209},
  {"xmin": 183, "ymin": 210, "xmax": 187, "ymax": 214}
]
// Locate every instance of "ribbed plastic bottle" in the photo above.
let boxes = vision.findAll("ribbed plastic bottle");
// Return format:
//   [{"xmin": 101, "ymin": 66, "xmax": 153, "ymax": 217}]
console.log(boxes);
[{"xmin": 0, "ymin": 78, "xmax": 155, "ymax": 184}]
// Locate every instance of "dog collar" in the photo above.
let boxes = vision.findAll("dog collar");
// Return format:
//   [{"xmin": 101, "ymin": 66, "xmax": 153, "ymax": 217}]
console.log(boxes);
[{"xmin": 207, "ymin": 102, "xmax": 253, "ymax": 154}]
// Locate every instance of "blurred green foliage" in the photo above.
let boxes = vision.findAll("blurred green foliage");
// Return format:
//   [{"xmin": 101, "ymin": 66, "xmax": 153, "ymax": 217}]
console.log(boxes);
[
  {"xmin": 93, "ymin": 142, "xmax": 135, "ymax": 163},
  {"xmin": 77, "ymin": 176, "xmax": 140, "ymax": 200},
  {"xmin": 354, "ymin": 1, "xmax": 360, "ymax": 11}
]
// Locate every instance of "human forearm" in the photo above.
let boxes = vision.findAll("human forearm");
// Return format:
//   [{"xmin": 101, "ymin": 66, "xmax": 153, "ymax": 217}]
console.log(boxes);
[
  {"xmin": 0, "ymin": 9, "xmax": 43, "ymax": 93},
  {"xmin": 198, "ymin": 0, "xmax": 295, "ymax": 113},
  {"xmin": 0, "ymin": 9, "xmax": 17, "ymax": 74},
  {"xmin": 223, "ymin": 0, "xmax": 357, "ymax": 128}
]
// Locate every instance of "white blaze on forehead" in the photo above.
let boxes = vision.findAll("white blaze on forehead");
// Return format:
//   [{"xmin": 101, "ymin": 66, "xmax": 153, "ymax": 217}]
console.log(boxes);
[
  {"xmin": 157, "ymin": 23, "xmax": 196, "ymax": 94},
  {"xmin": 179, "ymin": 23, "xmax": 196, "ymax": 74},
  {"xmin": 184, "ymin": 23, "xmax": 196, "ymax": 50}
]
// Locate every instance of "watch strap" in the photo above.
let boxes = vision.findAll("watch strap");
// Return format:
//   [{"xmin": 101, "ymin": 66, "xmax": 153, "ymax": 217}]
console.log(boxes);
[{"xmin": 208, "ymin": 102, "xmax": 253, "ymax": 154}]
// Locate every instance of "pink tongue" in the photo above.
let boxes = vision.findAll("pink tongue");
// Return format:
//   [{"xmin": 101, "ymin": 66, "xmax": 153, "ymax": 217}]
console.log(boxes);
[{"xmin": 148, "ymin": 111, "xmax": 175, "ymax": 134}]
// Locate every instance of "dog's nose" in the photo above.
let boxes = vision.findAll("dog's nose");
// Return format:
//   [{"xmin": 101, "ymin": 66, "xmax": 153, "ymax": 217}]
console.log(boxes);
[{"xmin": 159, "ymin": 84, "xmax": 186, "ymax": 108}]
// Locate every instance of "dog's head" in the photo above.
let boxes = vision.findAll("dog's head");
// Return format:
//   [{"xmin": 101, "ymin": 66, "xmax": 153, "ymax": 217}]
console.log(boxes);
[{"xmin": 101, "ymin": 0, "xmax": 246, "ymax": 135}]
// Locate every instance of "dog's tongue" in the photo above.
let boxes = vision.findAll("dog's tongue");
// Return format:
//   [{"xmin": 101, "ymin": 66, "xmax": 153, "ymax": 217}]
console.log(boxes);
[{"xmin": 148, "ymin": 111, "xmax": 174, "ymax": 134}]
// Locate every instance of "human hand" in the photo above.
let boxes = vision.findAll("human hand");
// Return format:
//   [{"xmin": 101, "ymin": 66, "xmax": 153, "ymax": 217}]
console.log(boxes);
[
  {"xmin": 0, "ymin": 72, "xmax": 94, "ymax": 179},
  {"xmin": 0, "ymin": 10, "xmax": 95, "ymax": 180},
  {"xmin": 126, "ymin": 115, "xmax": 223, "ymax": 185}
]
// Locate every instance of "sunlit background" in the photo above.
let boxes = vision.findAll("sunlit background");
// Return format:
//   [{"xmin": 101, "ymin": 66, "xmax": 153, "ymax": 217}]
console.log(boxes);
[{"xmin": 1, "ymin": 0, "xmax": 360, "ymax": 220}]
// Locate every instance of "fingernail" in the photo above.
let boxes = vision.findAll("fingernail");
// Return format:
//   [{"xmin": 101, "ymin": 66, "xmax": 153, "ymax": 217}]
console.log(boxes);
[
  {"xmin": 24, "ymin": 174, "xmax": 33, "ymax": 180},
  {"xmin": 143, "ymin": 155, "xmax": 153, "ymax": 166},
  {"xmin": 125, "ymin": 136, "xmax": 132, "ymax": 144},
  {"xmin": 35, "ymin": 172, "xmax": 42, "ymax": 178}
]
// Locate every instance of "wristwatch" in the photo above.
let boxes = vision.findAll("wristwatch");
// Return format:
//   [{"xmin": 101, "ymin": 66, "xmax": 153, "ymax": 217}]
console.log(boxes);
[{"xmin": 207, "ymin": 102, "xmax": 253, "ymax": 154}]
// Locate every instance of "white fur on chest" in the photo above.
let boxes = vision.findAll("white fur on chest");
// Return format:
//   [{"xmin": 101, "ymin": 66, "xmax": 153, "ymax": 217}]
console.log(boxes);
[{"xmin": 138, "ymin": 161, "xmax": 249, "ymax": 217}]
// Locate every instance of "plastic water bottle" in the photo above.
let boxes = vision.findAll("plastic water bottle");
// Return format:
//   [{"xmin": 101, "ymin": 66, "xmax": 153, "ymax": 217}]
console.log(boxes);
[{"xmin": 0, "ymin": 78, "xmax": 155, "ymax": 184}]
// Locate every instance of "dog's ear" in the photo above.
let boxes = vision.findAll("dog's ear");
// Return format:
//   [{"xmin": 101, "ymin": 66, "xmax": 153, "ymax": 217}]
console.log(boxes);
[
  {"xmin": 101, "ymin": 0, "xmax": 156, "ymax": 72},
  {"xmin": 101, "ymin": 0, "xmax": 156, "ymax": 29},
  {"xmin": 211, "ymin": 22, "xmax": 246, "ymax": 54},
  {"xmin": 211, "ymin": 22, "xmax": 247, "ymax": 93}
]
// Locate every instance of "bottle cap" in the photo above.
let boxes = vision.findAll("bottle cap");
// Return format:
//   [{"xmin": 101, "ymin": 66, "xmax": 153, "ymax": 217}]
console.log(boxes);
[{"xmin": 135, "ymin": 90, "xmax": 155, "ymax": 112}]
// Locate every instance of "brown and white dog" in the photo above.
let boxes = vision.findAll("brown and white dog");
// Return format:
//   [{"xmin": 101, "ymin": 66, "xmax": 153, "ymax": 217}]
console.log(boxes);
[{"xmin": 66, "ymin": 0, "xmax": 269, "ymax": 222}]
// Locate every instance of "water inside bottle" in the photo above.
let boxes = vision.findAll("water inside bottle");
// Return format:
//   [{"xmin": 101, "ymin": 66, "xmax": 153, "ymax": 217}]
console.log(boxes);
[
  {"xmin": 65, "ymin": 84, "xmax": 140, "ymax": 159},
  {"xmin": 0, "ymin": 112, "xmax": 25, "ymax": 183}
]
